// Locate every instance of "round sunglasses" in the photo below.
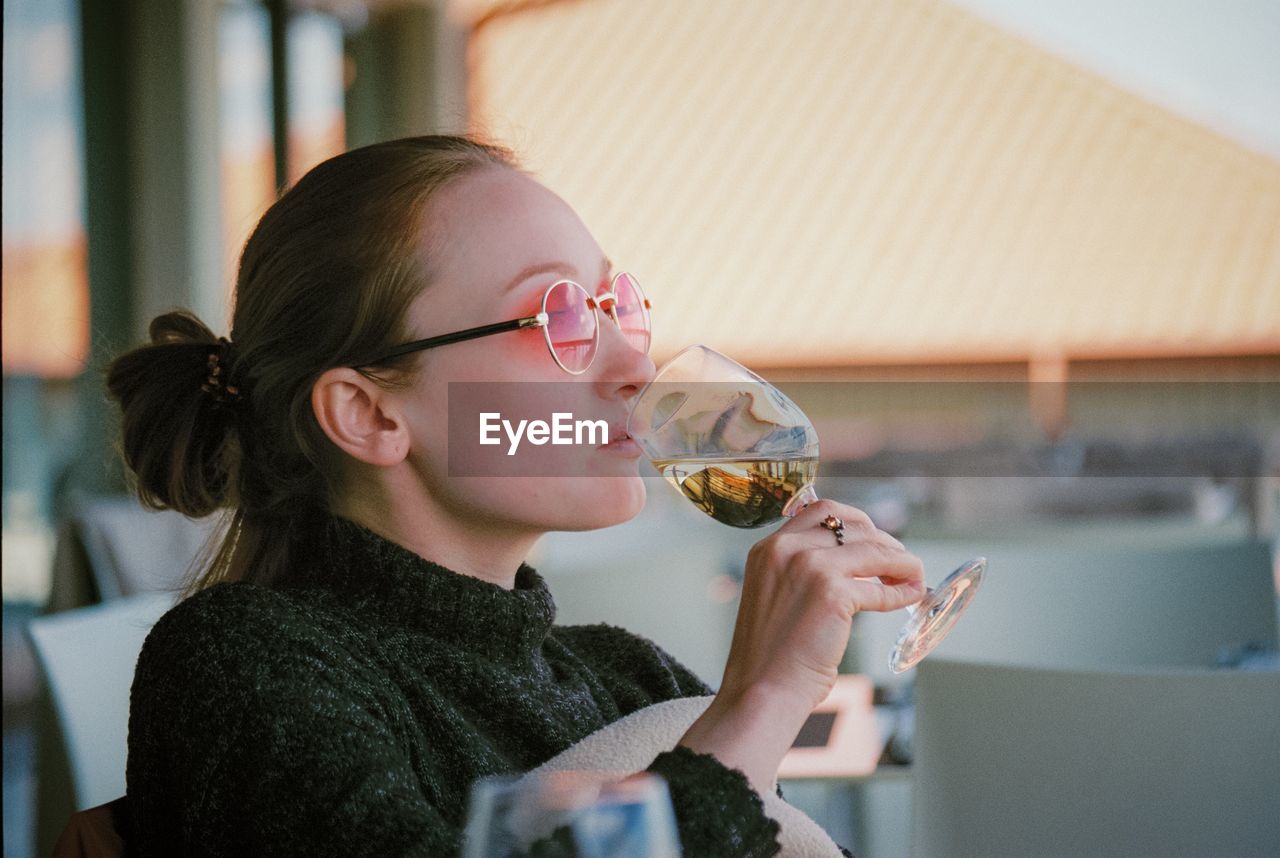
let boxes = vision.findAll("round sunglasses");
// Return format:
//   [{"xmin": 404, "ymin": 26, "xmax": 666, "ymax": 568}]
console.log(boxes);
[{"xmin": 362, "ymin": 272, "xmax": 651, "ymax": 375}]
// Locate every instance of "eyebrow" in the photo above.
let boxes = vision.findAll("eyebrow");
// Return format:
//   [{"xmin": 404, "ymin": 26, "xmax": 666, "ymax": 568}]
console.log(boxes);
[{"xmin": 503, "ymin": 257, "xmax": 613, "ymax": 292}]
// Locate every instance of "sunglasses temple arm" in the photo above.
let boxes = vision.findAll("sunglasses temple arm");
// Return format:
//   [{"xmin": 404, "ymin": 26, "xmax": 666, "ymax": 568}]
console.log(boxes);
[{"xmin": 371, "ymin": 315, "xmax": 547, "ymax": 362}]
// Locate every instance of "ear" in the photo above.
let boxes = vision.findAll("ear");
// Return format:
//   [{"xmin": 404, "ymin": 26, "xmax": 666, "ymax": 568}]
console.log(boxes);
[{"xmin": 311, "ymin": 368, "xmax": 409, "ymax": 467}]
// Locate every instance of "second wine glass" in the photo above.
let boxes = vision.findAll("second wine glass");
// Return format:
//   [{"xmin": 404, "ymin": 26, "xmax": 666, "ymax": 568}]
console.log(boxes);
[
  {"xmin": 626, "ymin": 344, "xmax": 984, "ymax": 673},
  {"xmin": 464, "ymin": 771, "xmax": 680, "ymax": 858}
]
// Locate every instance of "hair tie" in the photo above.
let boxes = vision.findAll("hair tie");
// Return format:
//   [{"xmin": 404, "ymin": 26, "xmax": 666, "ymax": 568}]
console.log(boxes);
[{"xmin": 201, "ymin": 337, "xmax": 243, "ymax": 405}]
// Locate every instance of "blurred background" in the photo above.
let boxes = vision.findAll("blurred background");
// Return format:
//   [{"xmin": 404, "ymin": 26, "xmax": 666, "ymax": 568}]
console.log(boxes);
[{"xmin": 3, "ymin": 1, "xmax": 1278, "ymax": 856}]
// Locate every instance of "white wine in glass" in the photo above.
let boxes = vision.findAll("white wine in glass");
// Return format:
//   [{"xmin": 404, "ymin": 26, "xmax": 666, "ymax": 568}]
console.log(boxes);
[
  {"xmin": 628, "ymin": 344, "xmax": 985, "ymax": 673},
  {"xmin": 652, "ymin": 456, "xmax": 819, "ymax": 528}
]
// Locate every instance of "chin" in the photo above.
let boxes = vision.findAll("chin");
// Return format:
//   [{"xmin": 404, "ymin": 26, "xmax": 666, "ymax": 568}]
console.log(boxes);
[
  {"xmin": 466, "ymin": 473, "xmax": 647, "ymax": 532},
  {"xmin": 556, "ymin": 473, "xmax": 647, "ymax": 531}
]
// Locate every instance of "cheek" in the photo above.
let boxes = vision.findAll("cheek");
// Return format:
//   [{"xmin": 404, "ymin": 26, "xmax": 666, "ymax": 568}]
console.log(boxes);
[
  {"xmin": 448, "ymin": 381, "xmax": 607, "ymax": 472},
  {"xmin": 450, "ymin": 329, "xmax": 557, "ymax": 382},
  {"xmin": 512, "ymin": 326, "xmax": 550, "ymax": 358}
]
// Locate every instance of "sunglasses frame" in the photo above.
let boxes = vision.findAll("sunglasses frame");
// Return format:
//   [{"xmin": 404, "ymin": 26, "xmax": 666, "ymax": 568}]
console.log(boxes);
[{"xmin": 359, "ymin": 271, "xmax": 651, "ymax": 375}]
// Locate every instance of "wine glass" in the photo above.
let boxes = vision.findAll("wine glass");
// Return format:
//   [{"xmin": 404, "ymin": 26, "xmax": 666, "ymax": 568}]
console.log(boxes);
[
  {"xmin": 463, "ymin": 771, "xmax": 681, "ymax": 858},
  {"xmin": 626, "ymin": 344, "xmax": 985, "ymax": 673}
]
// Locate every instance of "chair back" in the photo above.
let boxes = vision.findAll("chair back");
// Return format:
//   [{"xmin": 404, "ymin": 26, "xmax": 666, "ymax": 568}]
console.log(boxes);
[
  {"xmin": 27, "ymin": 593, "xmax": 175, "ymax": 810},
  {"xmin": 49, "ymin": 494, "xmax": 219, "ymax": 610},
  {"xmin": 51, "ymin": 796, "xmax": 129, "ymax": 858},
  {"xmin": 911, "ymin": 659, "xmax": 1280, "ymax": 857},
  {"xmin": 851, "ymin": 535, "xmax": 1277, "ymax": 684}
]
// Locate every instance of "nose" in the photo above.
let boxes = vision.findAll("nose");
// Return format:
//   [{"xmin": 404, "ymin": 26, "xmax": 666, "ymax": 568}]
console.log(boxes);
[
  {"xmin": 591, "ymin": 306, "xmax": 656, "ymax": 401},
  {"xmin": 589, "ymin": 292, "xmax": 617, "ymax": 319}
]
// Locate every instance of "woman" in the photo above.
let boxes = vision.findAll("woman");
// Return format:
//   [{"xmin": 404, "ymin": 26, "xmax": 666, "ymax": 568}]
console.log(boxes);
[{"xmin": 109, "ymin": 135, "xmax": 924, "ymax": 856}]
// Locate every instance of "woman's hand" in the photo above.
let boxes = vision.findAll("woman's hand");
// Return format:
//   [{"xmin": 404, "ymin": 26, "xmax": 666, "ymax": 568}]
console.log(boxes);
[
  {"xmin": 678, "ymin": 499, "xmax": 925, "ymax": 793},
  {"xmin": 722, "ymin": 498, "xmax": 925, "ymax": 711}
]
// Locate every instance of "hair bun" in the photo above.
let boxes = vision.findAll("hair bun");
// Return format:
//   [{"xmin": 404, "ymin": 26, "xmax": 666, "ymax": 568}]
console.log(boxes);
[
  {"xmin": 106, "ymin": 310, "xmax": 242, "ymax": 517},
  {"xmin": 149, "ymin": 310, "xmax": 219, "ymax": 346},
  {"xmin": 200, "ymin": 338, "xmax": 243, "ymax": 406}
]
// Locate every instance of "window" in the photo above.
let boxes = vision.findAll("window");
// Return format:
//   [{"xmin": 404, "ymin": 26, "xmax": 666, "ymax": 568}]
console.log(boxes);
[{"xmin": 2, "ymin": 0, "xmax": 88, "ymax": 379}]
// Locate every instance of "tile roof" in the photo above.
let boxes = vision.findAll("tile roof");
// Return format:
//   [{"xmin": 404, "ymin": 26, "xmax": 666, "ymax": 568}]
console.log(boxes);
[{"xmin": 468, "ymin": 0, "xmax": 1280, "ymax": 366}]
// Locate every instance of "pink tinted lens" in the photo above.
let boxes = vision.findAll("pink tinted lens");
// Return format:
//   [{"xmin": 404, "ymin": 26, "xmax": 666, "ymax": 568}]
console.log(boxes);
[
  {"xmin": 611, "ymin": 273, "xmax": 651, "ymax": 354},
  {"xmin": 544, "ymin": 280, "xmax": 597, "ymax": 372}
]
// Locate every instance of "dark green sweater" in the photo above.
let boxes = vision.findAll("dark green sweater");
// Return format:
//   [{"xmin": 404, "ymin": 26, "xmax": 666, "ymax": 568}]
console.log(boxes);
[{"xmin": 125, "ymin": 515, "xmax": 784, "ymax": 856}]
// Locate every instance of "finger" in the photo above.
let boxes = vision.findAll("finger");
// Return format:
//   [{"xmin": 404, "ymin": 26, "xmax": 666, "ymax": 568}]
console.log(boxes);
[
  {"xmin": 777, "ymin": 498, "xmax": 874, "ymax": 535},
  {"xmin": 828, "ymin": 541, "xmax": 925, "ymax": 587},
  {"xmin": 780, "ymin": 504, "xmax": 904, "ymax": 556},
  {"xmin": 871, "ymin": 528, "xmax": 905, "ymax": 552},
  {"xmin": 844, "ymin": 575, "xmax": 927, "ymax": 613},
  {"xmin": 807, "ymin": 521, "xmax": 905, "ymax": 552}
]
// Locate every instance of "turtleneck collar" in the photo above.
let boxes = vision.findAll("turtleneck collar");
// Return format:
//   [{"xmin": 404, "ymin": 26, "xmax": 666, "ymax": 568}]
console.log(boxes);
[{"xmin": 282, "ymin": 513, "xmax": 557, "ymax": 664}]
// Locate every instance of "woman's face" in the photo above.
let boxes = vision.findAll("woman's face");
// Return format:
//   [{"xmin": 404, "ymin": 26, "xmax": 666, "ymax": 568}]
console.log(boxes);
[{"xmin": 392, "ymin": 166, "xmax": 657, "ymax": 533}]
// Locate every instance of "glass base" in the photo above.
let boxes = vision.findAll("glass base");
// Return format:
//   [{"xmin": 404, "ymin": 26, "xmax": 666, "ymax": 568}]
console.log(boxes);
[{"xmin": 888, "ymin": 557, "xmax": 986, "ymax": 673}]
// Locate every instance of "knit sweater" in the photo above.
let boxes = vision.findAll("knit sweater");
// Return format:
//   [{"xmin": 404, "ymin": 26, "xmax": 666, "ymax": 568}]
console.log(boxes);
[{"xmin": 125, "ymin": 514, "xmax": 785, "ymax": 856}]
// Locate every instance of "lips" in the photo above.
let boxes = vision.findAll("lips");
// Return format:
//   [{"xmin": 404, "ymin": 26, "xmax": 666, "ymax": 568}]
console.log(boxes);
[
  {"xmin": 593, "ymin": 413, "xmax": 643, "ymax": 458},
  {"xmin": 601, "ymin": 425, "xmax": 631, "ymax": 447}
]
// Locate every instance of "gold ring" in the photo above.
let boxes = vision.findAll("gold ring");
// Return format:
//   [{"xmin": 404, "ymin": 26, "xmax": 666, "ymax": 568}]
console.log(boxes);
[{"xmin": 820, "ymin": 514, "xmax": 846, "ymax": 545}]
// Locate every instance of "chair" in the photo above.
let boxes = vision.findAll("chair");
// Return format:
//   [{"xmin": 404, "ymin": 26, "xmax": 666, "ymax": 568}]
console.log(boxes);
[
  {"xmin": 911, "ymin": 659, "xmax": 1280, "ymax": 857},
  {"xmin": 27, "ymin": 593, "xmax": 175, "ymax": 856},
  {"xmin": 47, "ymin": 493, "xmax": 221, "ymax": 611},
  {"xmin": 849, "ymin": 536, "xmax": 1278, "ymax": 685},
  {"xmin": 50, "ymin": 796, "xmax": 129, "ymax": 858}
]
